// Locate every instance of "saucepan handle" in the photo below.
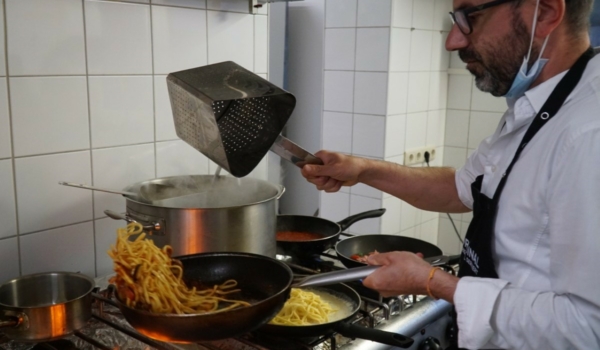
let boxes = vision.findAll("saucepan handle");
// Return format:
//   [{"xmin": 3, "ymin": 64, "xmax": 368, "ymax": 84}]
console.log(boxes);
[
  {"xmin": 104, "ymin": 210, "xmax": 162, "ymax": 233},
  {"xmin": 337, "ymin": 209, "xmax": 387, "ymax": 232},
  {"xmin": 335, "ymin": 322, "xmax": 414, "ymax": 348},
  {"xmin": 293, "ymin": 265, "xmax": 379, "ymax": 288},
  {"xmin": 0, "ymin": 312, "xmax": 25, "ymax": 329}
]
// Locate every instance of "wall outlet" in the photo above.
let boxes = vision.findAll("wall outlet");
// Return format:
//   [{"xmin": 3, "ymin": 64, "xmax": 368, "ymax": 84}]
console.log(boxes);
[{"xmin": 404, "ymin": 146, "xmax": 436, "ymax": 166}]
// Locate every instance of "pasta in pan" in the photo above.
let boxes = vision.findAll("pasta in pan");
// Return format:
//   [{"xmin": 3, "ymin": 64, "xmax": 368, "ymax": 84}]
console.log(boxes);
[
  {"xmin": 108, "ymin": 222, "xmax": 250, "ymax": 314},
  {"xmin": 269, "ymin": 288, "xmax": 337, "ymax": 326}
]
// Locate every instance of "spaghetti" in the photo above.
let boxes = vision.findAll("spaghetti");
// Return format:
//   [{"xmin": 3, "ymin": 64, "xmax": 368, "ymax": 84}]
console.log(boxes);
[
  {"xmin": 108, "ymin": 222, "xmax": 250, "ymax": 314},
  {"xmin": 269, "ymin": 288, "xmax": 337, "ymax": 326}
]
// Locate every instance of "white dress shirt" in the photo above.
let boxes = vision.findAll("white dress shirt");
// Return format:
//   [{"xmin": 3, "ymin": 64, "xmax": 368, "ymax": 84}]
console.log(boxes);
[{"xmin": 453, "ymin": 54, "xmax": 600, "ymax": 350}]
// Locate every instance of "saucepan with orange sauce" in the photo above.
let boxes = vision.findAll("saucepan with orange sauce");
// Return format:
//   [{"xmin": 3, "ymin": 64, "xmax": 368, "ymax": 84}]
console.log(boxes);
[{"xmin": 276, "ymin": 209, "xmax": 386, "ymax": 257}]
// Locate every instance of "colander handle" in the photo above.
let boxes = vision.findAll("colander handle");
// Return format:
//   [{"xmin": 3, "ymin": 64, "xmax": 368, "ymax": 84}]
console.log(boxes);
[{"xmin": 270, "ymin": 134, "xmax": 323, "ymax": 168}]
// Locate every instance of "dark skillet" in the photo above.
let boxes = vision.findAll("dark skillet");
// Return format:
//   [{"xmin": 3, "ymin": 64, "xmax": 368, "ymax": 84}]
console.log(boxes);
[
  {"xmin": 277, "ymin": 209, "xmax": 386, "ymax": 257},
  {"xmin": 104, "ymin": 252, "xmax": 293, "ymax": 343},
  {"xmin": 259, "ymin": 283, "xmax": 414, "ymax": 348},
  {"xmin": 336, "ymin": 234, "xmax": 446, "ymax": 269}
]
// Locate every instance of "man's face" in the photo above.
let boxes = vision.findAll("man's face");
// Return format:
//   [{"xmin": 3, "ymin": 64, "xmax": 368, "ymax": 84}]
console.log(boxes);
[{"xmin": 447, "ymin": 0, "xmax": 539, "ymax": 97}]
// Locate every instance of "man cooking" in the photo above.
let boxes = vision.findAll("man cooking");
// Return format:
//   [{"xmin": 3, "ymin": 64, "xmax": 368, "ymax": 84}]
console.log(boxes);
[{"xmin": 301, "ymin": 0, "xmax": 600, "ymax": 348}]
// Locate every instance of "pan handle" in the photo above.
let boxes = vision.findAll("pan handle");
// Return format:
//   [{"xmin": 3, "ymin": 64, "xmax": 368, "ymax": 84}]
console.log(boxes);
[
  {"xmin": 335, "ymin": 322, "xmax": 414, "ymax": 348},
  {"xmin": 104, "ymin": 210, "xmax": 162, "ymax": 233},
  {"xmin": 293, "ymin": 266, "xmax": 379, "ymax": 288},
  {"xmin": 0, "ymin": 312, "xmax": 25, "ymax": 329},
  {"xmin": 337, "ymin": 209, "xmax": 387, "ymax": 232}
]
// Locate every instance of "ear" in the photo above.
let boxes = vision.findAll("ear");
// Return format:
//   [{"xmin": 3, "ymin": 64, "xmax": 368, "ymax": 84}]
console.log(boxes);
[{"xmin": 535, "ymin": 0, "xmax": 565, "ymax": 37}]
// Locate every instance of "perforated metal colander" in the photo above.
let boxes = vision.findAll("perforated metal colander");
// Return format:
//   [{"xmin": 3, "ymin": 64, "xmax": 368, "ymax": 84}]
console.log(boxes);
[{"xmin": 167, "ymin": 61, "xmax": 303, "ymax": 177}]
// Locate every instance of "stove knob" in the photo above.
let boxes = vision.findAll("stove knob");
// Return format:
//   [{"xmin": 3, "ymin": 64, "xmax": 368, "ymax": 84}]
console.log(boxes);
[{"xmin": 418, "ymin": 336, "xmax": 442, "ymax": 350}]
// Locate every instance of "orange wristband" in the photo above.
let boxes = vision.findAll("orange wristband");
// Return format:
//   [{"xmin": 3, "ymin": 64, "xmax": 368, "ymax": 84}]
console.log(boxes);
[{"xmin": 426, "ymin": 267, "xmax": 444, "ymax": 299}]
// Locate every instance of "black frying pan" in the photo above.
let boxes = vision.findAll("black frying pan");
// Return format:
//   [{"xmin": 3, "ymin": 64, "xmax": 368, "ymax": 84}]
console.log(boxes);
[
  {"xmin": 104, "ymin": 252, "xmax": 293, "ymax": 343},
  {"xmin": 277, "ymin": 209, "xmax": 386, "ymax": 256},
  {"xmin": 259, "ymin": 284, "xmax": 414, "ymax": 348},
  {"xmin": 336, "ymin": 234, "xmax": 445, "ymax": 269}
]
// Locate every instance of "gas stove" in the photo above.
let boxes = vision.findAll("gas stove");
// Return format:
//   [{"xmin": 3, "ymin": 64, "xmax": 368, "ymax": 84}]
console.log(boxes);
[{"xmin": 0, "ymin": 250, "xmax": 454, "ymax": 350}]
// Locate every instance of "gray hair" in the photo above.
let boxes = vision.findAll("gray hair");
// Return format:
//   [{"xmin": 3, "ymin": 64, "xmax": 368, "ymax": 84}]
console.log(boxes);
[{"xmin": 513, "ymin": 0, "xmax": 594, "ymax": 34}]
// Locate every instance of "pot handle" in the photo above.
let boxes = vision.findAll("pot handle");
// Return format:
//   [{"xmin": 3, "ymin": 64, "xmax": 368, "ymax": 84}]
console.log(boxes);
[
  {"xmin": 104, "ymin": 210, "xmax": 162, "ymax": 232},
  {"xmin": 335, "ymin": 322, "xmax": 414, "ymax": 348},
  {"xmin": 0, "ymin": 312, "xmax": 25, "ymax": 329},
  {"xmin": 337, "ymin": 208, "xmax": 386, "ymax": 232}
]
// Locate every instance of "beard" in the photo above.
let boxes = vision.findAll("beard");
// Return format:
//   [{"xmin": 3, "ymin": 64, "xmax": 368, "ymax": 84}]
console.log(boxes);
[{"xmin": 459, "ymin": 14, "xmax": 540, "ymax": 97}]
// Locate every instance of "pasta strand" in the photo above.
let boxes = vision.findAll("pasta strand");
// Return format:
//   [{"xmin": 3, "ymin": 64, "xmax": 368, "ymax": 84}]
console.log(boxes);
[{"xmin": 108, "ymin": 223, "xmax": 250, "ymax": 314}]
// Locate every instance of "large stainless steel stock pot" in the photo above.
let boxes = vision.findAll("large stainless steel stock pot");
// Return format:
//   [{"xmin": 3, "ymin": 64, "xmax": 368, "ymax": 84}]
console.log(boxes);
[{"xmin": 108, "ymin": 175, "xmax": 284, "ymax": 257}]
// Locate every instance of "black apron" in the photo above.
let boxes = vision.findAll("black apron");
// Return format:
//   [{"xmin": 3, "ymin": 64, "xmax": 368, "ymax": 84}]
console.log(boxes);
[{"xmin": 448, "ymin": 47, "xmax": 596, "ymax": 349}]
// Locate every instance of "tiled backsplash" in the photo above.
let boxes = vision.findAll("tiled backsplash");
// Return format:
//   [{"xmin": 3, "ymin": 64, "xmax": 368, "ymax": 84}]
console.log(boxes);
[
  {"xmin": 318, "ymin": 0, "xmax": 451, "ymax": 241},
  {"xmin": 0, "ymin": 0, "xmax": 269, "ymax": 282},
  {"xmin": 315, "ymin": 0, "xmax": 507, "ymax": 256}
]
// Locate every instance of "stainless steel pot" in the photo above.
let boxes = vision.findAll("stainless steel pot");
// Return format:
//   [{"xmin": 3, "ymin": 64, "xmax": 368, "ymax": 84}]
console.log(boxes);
[
  {"xmin": 111, "ymin": 175, "xmax": 284, "ymax": 257},
  {"xmin": 0, "ymin": 272, "xmax": 94, "ymax": 341}
]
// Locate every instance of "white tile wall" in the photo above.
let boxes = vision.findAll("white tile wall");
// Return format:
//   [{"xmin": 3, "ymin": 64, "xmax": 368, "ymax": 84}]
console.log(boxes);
[
  {"xmin": 156, "ymin": 140, "xmax": 210, "ymax": 178},
  {"xmin": 389, "ymin": 28, "xmax": 411, "ymax": 72},
  {"xmin": 349, "ymin": 195, "xmax": 382, "ymax": 234},
  {"xmin": 92, "ymin": 144, "xmax": 156, "ymax": 218},
  {"xmin": 20, "ymin": 222, "xmax": 95, "ymax": 276},
  {"xmin": 0, "ymin": 79, "xmax": 11, "ymax": 159},
  {"xmin": 324, "ymin": 71, "xmax": 354, "ymax": 112},
  {"xmin": 10, "ymin": 77, "xmax": 90, "ymax": 157},
  {"xmin": 325, "ymin": 29, "xmax": 356, "ymax": 71},
  {"xmin": 207, "ymin": 11, "xmax": 254, "ymax": 70},
  {"xmin": 322, "ymin": 112, "xmax": 353, "ymax": 153},
  {"xmin": 6, "ymin": 0, "xmax": 86, "ymax": 76},
  {"xmin": 355, "ymin": 28, "xmax": 390, "ymax": 72},
  {"xmin": 326, "ymin": 0, "xmax": 357, "ymax": 28},
  {"xmin": 85, "ymin": 1, "xmax": 153, "ymax": 75},
  {"xmin": 0, "ymin": 1, "xmax": 5, "ymax": 77},
  {"xmin": 89, "ymin": 76, "xmax": 154, "ymax": 148},
  {"xmin": 320, "ymin": 191, "xmax": 350, "ymax": 221},
  {"xmin": 357, "ymin": 0, "xmax": 391, "ymax": 27},
  {"xmin": 409, "ymin": 30, "xmax": 433, "ymax": 72},
  {"xmin": 0, "ymin": 237, "xmax": 19, "ymax": 282},
  {"xmin": 392, "ymin": 0, "xmax": 412, "ymax": 28},
  {"xmin": 0, "ymin": 0, "xmax": 270, "ymax": 281},
  {"xmin": 0, "ymin": 160, "xmax": 16, "ymax": 239},
  {"xmin": 320, "ymin": 0, "xmax": 451, "ymax": 241},
  {"xmin": 354, "ymin": 72, "xmax": 388, "ymax": 115},
  {"xmin": 151, "ymin": 5, "xmax": 207, "ymax": 74},
  {"xmin": 15, "ymin": 152, "xmax": 93, "ymax": 234},
  {"xmin": 152, "ymin": 0, "xmax": 206, "ymax": 8}
]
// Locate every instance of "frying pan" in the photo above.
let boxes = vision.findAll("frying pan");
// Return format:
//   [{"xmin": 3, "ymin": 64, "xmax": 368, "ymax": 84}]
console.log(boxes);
[
  {"xmin": 277, "ymin": 209, "xmax": 387, "ymax": 256},
  {"xmin": 105, "ymin": 252, "xmax": 293, "ymax": 343},
  {"xmin": 259, "ymin": 283, "xmax": 414, "ymax": 348},
  {"xmin": 336, "ymin": 234, "xmax": 450, "ymax": 269}
]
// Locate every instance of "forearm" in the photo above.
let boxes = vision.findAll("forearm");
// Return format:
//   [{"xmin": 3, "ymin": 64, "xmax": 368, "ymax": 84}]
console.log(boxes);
[
  {"xmin": 357, "ymin": 159, "xmax": 469, "ymax": 213},
  {"xmin": 455, "ymin": 278, "xmax": 600, "ymax": 349}
]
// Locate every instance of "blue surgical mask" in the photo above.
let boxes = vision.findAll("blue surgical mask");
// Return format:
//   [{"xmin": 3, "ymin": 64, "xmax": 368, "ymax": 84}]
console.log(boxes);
[{"xmin": 504, "ymin": 0, "xmax": 550, "ymax": 99}]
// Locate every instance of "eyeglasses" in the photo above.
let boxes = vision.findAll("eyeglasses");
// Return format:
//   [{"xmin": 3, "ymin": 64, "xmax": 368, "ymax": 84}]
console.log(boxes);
[{"xmin": 449, "ymin": 0, "xmax": 518, "ymax": 35}]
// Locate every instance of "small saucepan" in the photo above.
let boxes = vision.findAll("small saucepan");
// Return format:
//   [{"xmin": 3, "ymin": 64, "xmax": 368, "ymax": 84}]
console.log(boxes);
[
  {"xmin": 277, "ymin": 209, "xmax": 387, "ymax": 257},
  {"xmin": 336, "ymin": 234, "xmax": 460, "ymax": 269},
  {"xmin": 0, "ymin": 272, "xmax": 95, "ymax": 342},
  {"xmin": 258, "ymin": 283, "xmax": 414, "ymax": 348}
]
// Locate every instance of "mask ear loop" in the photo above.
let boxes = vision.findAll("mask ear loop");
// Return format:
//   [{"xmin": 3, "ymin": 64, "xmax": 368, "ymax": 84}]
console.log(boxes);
[
  {"xmin": 525, "ymin": 0, "xmax": 541, "ymax": 62},
  {"xmin": 524, "ymin": 0, "xmax": 549, "ymax": 72}
]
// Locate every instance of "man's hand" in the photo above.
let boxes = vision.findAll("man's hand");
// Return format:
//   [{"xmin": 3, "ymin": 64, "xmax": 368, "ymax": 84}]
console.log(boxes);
[
  {"xmin": 363, "ymin": 251, "xmax": 459, "ymax": 302},
  {"xmin": 301, "ymin": 150, "xmax": 367, "ymax": 192}
]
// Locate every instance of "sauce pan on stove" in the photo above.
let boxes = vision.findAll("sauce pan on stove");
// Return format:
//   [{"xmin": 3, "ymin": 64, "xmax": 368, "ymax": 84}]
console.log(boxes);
[
  {"xmin": 335, "ymin": 234, "xmax": 460, "ymax": 269},
  {"xmin": 0, "ymin": 272, "xmax": 94, "ymax": 342},
  {"xmin": 277, "ymin": 209, "xmax": 386, "ymax": 257}
]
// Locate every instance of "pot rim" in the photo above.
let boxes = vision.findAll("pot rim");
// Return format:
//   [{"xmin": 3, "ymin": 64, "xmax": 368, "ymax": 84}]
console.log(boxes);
[{"xmin": 0, "ymin": 271, "xmax": 95, "ymax": 309}]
